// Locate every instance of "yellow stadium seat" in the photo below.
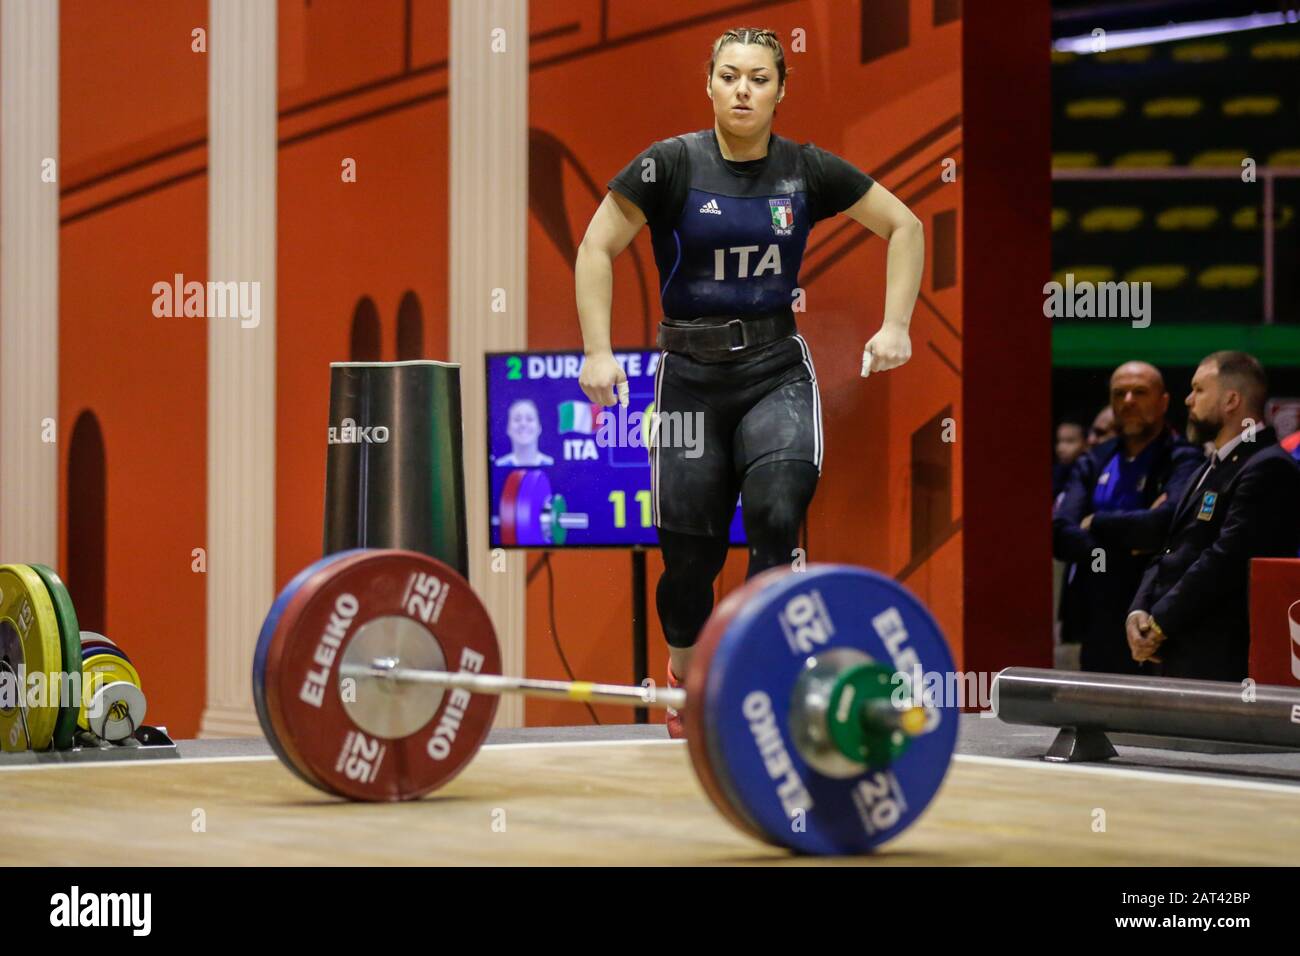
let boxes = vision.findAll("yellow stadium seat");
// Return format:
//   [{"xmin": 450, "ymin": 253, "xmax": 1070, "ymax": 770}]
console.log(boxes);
[
  {"xmin": 1052, "ymin": 208, "xmax": 1071, "ymax": 231},
  {"xmin": 1143, "ymin": 97, "xmax": 1201, "ymax": 118},
  {"xmin": 1051, "ymin": 48, "xmax": 1077, "ymax": 64},
  {"xmin": 1233, "ymin": 206, "xmax": 1296, "ymax": 230},
  {"xmin": 1250, "ymin": 40, "xmax": 1300, "ymax": 60},
  {"xmin": 1222, "ymin": 96, "xmax": 1281, "ymax": 116},
  {"xmin": 1190, "ymin": 149, "xmax": 1249, "ymax": 168},
  {"xmin": 1155, "ymin": 207, "xmax": 1219, "ymax": 230},
  {"xmin": 1066, "ymin": 98, "xmax": 1126, "ymax": 119},
  {"xmin": 1173, "ymin": 41, "xmax": 1228, "ymax": 62},
  {"xmin": 1113, "ymin": 150, "xmax": 1174, "ymax": 168},
  {"xmin": 1080, "ymin": 207, "xmax": 1144, "ymax": 232},
  {"xmin": 1124, "ymin": 265, "xmax": 1189, "ymax": 289},
  {"xmin": 1197, "ymin": 265, "xmax": 1260, "ymax": 289},
  {"xmin": 1267, "ymin": 149, "xmax": 1300, "ymax": 167},
  {"xmin": 1096, "ymin": 46, "xmax": 1153, "ymax": 63},
  {"xmin": 1052, "ymin": 152, "xmax": 1100, "ymax": 168},
  {"xmin": 1052, "ymin": 266, "xmax": 1116, "ymax": 286}
]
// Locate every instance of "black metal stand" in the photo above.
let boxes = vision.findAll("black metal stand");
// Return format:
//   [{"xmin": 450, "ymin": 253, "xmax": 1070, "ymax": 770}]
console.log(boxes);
[
  {"xmin": 0, "ymin": 726, "xmax": 181, "ymax": 766},
  {"xmin": 1044, "ymin": 726, "xmax": 1118, "ymax": 763},
  {"xmin": 632, "ymin": 548, "xmax": 648, "ymax": 724}
]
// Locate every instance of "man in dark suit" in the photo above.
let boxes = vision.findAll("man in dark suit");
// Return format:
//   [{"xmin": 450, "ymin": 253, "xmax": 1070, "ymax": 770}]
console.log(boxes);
[
  {"xmin": 1128, "ymin": 351, "xmax": 1300, "ymax": 680},
  {"xmin": 1054, "ymin": 361, "xmax": 1203, "ymax": 673}
]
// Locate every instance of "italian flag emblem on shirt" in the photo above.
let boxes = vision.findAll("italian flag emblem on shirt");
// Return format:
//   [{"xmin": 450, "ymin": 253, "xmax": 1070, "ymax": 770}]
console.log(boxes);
[
  {"xmin": 769, "ymin": 198, "xmax": 793, "ymax": 234},
  {"xmin": 557, "ymin": 400, "xmax": 604, "ymax": 434}
]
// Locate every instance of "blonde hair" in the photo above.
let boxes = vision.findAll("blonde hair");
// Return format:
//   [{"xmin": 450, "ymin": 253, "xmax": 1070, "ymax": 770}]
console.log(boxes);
[{"xmin": 707, "ymin": 27, "xmax": 789, "ymax": 88}]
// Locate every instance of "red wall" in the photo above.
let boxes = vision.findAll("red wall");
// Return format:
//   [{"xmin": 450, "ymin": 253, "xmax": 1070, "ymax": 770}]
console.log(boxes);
[
  {"xmin": 60, "ymin": 0, "xmax": 210, "ymax": 738},
  {"xmin": 274, "ymin": 0, "xmax": 452, "ymax": 618},
  {"xmin": 58, "ymin": 0, "xmax": 456, "ymax": 737}
]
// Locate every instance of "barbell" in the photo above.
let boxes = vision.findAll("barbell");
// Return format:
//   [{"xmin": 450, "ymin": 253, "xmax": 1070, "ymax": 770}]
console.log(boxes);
[{"xmin": 252, "ymin": 548, "xmax": 958, "ymax": 855}]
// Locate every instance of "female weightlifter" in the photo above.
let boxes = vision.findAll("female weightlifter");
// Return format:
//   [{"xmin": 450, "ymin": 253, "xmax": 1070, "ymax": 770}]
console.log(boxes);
[{"xmin": 575, "ymin": 27, "xmax": 925, "ymax": 736}]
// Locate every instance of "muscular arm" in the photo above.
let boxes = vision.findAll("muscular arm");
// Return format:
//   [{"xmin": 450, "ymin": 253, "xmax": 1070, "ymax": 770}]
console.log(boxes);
[
  {"xmin": 842, "ymin": 183, "xmax": 923, "ymax": 373},
  {"xmin": 575, "ymin": 191, "xmax": 644, "ymax": 405},
  {"xmin": 843, "ymin": 182, "xmax": 924, "ymax": 333},
  {"xmin": 575, "ymin": 191, "xmax": 645, "ymax": 356}
]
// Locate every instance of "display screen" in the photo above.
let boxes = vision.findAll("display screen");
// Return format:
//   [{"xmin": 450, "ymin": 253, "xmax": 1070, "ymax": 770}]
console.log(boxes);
[{"xmin": 485, "ymin": 350, "xmax": 745, "ymax": 548}]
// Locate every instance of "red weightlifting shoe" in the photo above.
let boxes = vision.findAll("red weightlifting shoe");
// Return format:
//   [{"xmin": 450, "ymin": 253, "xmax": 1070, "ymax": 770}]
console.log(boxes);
[{"xmin": 665, "ymin": 662, "xmax": 685, "ymax": 739}]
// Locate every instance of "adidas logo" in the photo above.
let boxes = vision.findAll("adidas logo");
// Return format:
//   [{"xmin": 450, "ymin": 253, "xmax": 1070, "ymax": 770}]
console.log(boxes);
[{"xmin": 698, "ymin": 198, "xmax": 722, "ymax": 215}]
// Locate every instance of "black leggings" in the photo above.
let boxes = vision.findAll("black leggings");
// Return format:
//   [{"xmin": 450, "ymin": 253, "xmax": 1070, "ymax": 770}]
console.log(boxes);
[{"xmin": 656, "ymin": 460, "xmax": 818, "ymax": 648}]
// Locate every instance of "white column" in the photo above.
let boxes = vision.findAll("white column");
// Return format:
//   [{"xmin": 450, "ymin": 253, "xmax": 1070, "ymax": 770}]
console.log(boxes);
[
  {"xmin": 200, "ymin": 0, "xmax": 277, "ymax": 736},
  {"xmin": 449, "ymin": 0, "xmax": 528, "ymax": 727},
  {"xmin": 0, "ymin": 0, "xmax": 59, "ymax": 566}
]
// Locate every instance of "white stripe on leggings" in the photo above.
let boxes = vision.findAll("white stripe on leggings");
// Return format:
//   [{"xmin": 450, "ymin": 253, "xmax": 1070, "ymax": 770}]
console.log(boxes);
[
  {"xmin": 793, "ymin": 334, "xmax": 823, "ymax": 473},
  {"xmin": 651, "ymin": 350, "xmax": 667, "ymax": 525}
]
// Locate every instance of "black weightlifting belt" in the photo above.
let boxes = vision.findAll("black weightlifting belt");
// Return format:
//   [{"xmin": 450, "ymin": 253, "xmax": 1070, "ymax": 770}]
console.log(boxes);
[{"xmin": 655, "ymin": 311, "xmax": 797, "ymax": 359}]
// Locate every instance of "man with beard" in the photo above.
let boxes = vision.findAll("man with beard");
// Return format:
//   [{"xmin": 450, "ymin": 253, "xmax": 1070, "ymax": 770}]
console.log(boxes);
[
  {"xmin": 1127, "ymin": 351, "xmax": 1300, "ymax": 680},
  {"xmin": 1054, "ymin": 362, "xmax": 1202, "ymax": 673}
]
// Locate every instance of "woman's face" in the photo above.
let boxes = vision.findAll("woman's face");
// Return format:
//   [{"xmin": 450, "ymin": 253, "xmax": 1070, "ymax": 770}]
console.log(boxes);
[
  {"xmin": 708, "ymin": 42, "xmax": 782, "ymax": 135},
  {"xmin": 508, "ymin": 402, "xmax": 541, "ymax": 446}
]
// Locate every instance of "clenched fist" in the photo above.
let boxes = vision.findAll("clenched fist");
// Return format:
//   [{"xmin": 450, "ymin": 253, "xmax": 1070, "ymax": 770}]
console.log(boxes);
[
  {"xmin": 862, "ymin": 326, "xmax": 912, "ymax": 378},
  {"xmin": 579, "ymin": 351, "xmax": 628, "ymax": 407}
]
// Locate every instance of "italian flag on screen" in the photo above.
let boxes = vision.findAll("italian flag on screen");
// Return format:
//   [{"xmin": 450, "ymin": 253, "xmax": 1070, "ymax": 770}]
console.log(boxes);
[{"xmin": 557, "ymin": 401, "xmax": 604, "ymax": 434}]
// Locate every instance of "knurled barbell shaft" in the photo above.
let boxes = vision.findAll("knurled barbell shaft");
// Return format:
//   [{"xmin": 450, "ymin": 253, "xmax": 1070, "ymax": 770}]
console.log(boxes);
[
  {"xmin": 339, "ymin": 661, "xmax": 929, "ymax": 741},
  {"xmin": 339, "ymin": 663, "xmax": 688, "ymax": 711}
]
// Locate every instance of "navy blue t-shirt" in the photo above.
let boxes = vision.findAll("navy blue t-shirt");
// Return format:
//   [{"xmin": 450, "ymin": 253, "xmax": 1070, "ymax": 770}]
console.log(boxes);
[
  {"xmin": 606, "ymin": 129, "xmax": 874, "ymax": 321},
  {"xmin": 1092, "ymin": 441, "xmax": 1160, "ymax": 514}
]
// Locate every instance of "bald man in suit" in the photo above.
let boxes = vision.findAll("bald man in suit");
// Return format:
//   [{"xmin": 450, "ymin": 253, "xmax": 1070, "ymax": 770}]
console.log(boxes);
[{"xmin": 1053, "ymin": 362, "xmax": 1201, "ymax": 674}]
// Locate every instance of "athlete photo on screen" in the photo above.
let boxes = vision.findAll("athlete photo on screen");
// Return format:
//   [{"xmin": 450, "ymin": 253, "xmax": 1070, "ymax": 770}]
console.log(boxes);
[{"xmin": 494, "ymin": 398, "xmax": 556, "ymax": 467}]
